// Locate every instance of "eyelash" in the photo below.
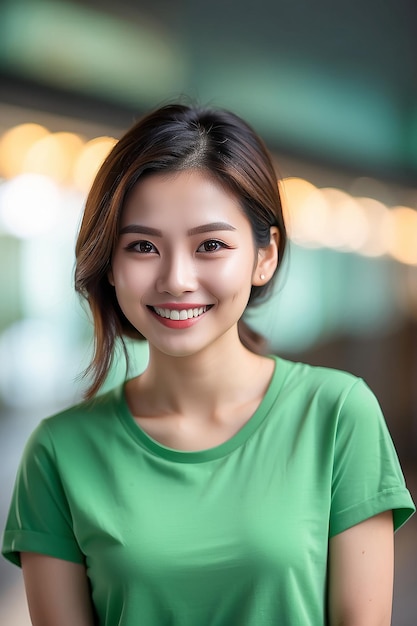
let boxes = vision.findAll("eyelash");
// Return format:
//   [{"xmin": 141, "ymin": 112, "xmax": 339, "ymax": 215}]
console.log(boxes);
[
  {"xmin": 126, "ymin": 240, "xmax": 157, "ymax": 254},
  {"xmin": 197, "ymin": 239, "xmax": 230, "ymax": 253},
  {"xmin": 125, "ymin": 239, "xmax": 231, "ymax": 254}
]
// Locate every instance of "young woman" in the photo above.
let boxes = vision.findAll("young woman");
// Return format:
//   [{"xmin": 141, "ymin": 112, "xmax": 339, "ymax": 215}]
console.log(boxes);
[{"xmin": 2, "ymin": 103, "xmax": 415, "ymax": 625}]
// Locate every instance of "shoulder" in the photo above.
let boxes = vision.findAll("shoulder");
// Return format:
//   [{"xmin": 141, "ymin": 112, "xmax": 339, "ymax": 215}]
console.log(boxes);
[
  {"xmin": 276, "ymin": 356, "xmax": 367, "ymax": 405},
  {"xmin": 273, "ymin": 356, "xmax": 385, "ymax": 435},
  {"xmin": 25, "ymin": 385, "xmax": 125, "ymax": 455}
]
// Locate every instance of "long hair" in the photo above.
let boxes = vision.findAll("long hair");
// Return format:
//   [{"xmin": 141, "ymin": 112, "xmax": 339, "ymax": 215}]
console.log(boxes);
[{"xmin": 75, "ymin": 103, "xmax": 287, "ymax": 398}]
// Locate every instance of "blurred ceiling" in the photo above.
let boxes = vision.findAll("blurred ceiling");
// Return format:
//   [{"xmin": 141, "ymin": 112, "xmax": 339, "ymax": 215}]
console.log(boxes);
[{"xmin": 1, "ymin": 0, "xmax": 417, "ymax": 184}]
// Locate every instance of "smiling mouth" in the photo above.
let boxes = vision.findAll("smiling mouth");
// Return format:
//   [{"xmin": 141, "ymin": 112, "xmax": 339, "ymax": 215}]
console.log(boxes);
[{"xmin": 151, "ymin": 305, "xmax": 212, "ymax": 320}]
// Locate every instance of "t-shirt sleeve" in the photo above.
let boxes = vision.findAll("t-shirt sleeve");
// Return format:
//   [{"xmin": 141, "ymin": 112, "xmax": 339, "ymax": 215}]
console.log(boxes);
[
  {"xmin": 2, "ymin": 420, "xmax": 84, "ymax": 567},
  {"xmin": 329, "ymin": 379, "xmax": 415, "ymax": 537}
]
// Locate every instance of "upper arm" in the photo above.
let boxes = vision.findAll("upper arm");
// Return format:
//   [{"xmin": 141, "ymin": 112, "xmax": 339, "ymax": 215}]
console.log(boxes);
[
  {"xmin": 328, "ymin": 510, "xmax": 394, "ymax": 626},
  {"xmin": 21, "ymin": 552, "xmax": 96, "ymax": 626}
]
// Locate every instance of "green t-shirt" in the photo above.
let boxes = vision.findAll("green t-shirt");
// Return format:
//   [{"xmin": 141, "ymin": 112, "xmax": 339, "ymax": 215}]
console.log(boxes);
[{"xmin": 2, "ymin": 357, "xmax": 415, "ymax": 625}]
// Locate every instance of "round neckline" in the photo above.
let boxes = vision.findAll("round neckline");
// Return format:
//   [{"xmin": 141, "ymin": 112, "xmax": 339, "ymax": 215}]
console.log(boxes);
[{"xmin": 115, "ymin": 356, "xmax": 286, "ymax": 463}]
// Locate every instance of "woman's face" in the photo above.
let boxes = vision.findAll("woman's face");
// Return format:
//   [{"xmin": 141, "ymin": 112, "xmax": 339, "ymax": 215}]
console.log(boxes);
[{"xmin": 109, "ymin": 169, "xmax": 271, "ymax": 359}]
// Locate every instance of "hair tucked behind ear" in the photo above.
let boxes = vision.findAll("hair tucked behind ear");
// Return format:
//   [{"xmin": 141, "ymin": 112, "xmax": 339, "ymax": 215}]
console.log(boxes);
[{"xmin": 75, "ymin": 102, "xmax": 287, "ymax": 398}]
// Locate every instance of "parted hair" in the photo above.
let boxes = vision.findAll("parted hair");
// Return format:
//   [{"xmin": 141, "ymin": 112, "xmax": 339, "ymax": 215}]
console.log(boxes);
[{"xmin": 75, "ymin": 103, "xmax": 287, "ymax": 398}]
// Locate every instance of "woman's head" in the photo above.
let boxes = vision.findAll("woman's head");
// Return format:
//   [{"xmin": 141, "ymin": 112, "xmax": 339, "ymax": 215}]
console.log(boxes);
[{"xmin": 75, "ymin": 103, "xmax": 287, "ymax": 396}]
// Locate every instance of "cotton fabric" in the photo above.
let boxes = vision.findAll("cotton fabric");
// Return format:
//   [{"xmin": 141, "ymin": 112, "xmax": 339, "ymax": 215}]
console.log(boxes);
[{"xmin": 2, "ymin": 356, "xmax": 415, "ymax": 625}]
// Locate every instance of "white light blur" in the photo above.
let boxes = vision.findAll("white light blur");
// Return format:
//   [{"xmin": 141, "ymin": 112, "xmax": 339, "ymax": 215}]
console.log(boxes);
[
  {"xmin": 298, "ymin": 187, "xmax": 331, "ymax": 247},
  {"xmin": 319, "ymin": 188, "xmax": 369, "ymax": 251},
  {"xmin": 280, "ymin": 177, "xmax": 417, "ymax": 266},
  {"xmin": 355, "ymin": 197, "xmax": 390, "ymax": 257},
  {"xmin": 280, "ymin": 177, "xmax": 318, "ymax": 236},
  {"xmin": 281, "ymin": 177, "xmax": 328, "ymax": 247},
  {"xmin": 0, "ymin": 173, "xmax": 61, "ymax": 239}
]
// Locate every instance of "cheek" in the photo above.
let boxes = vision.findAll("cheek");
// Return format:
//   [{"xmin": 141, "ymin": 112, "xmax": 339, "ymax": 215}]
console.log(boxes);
[
  {"xmin": 112, "ymin": 277, "xmax": 142, "ymax": 313},
  {"xmin": 111, "ymin": 258, "xmax": 146, "ymax": 291},
  {"xmin": 204, "ymin": 258, "xmax": 254, "ymax": 303},
  {"xmin": 211, "ymin": 254, "xmax": 255, "ymax": 285}
]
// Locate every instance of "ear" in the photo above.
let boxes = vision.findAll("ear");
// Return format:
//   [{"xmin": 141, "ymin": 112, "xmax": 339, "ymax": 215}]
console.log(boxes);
[
  {"xmin": 252, "ymin": 227, "xmax": 279, "ymax": 286},
  {"xmin": 108, "ymin": 267, "xmax": 115, "ymax": 286}
]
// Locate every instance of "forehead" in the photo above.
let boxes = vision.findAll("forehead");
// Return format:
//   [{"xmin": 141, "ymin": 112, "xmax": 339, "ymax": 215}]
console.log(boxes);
[{"xmin": 121, "ymin": 169, "xmax": 248, "ymax": 227}]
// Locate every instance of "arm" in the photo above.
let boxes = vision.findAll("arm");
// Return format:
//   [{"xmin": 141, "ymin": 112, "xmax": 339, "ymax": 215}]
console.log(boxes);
[
  {"xmin": 328, "ymin": 510, "xmax": 394, "ymax": 626},
  {"xmin": 21, "ymin": 552, "xmax": 96, "ymax": 626}
]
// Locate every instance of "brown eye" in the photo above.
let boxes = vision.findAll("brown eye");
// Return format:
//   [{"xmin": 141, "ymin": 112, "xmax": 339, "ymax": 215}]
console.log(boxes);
[
  {"xmin": 197, "ymin": 240, "xmax": 223, "ymax": 253},
  {"xmin": 134, "ymin": 241, "xmax": 156, "ymax": 253}
]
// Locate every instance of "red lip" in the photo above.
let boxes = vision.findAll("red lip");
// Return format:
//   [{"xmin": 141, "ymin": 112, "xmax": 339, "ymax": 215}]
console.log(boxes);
[{"xmin": 149, "ymin": 307, "xmax": 209, "ymax": 329}]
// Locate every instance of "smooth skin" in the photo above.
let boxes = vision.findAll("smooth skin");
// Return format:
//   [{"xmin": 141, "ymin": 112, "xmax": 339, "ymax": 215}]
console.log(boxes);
[
  {"xmin": 328, "ymin": 511, "xmax": 394, "ymax": 625},
  {"xmin": 21, "ymin": 170, "xmax": 395, "ymax": 625},
  {"xmin": 21, "ymin": 553, "xmax": 95, "ymax": 625}
]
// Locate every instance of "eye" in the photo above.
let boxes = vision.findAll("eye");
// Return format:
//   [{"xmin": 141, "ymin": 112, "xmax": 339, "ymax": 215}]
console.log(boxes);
[
  {"xmin": 197, "ymin": 239, "xmax": 227, "ymax": 253},
  {"xmin": 127, "ymin": 240, "xmax": 158, "ymax": 254}
]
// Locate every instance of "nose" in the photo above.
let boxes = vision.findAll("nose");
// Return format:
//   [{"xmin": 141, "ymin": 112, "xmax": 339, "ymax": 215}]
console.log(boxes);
[{"xmin": 156, "ymin": 250, "xmax": 198, "ymax": 296}]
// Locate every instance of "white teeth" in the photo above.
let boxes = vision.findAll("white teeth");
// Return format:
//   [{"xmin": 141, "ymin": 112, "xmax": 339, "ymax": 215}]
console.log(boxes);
[{"xmin": 153, "ymin": 306, "xmax": 208, "ymax": 320}]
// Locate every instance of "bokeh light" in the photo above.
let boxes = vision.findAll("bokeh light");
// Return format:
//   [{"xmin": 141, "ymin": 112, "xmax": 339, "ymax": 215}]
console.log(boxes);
[
  {"xmin": 0, "ymin": 123, "xmax": 50, "ymax": 179},
  {"xmin": 0, "ymin": 174, "xmax": 61, "ymax": 238},
  {"xmin": 281, "ymin": 177, "xmax": 326, "ymax": 247},
  {"xmin": 384, "ymin": 206, "xmax": 417, "ymax": 266},
  {"xmin": 319, "ymin": 188, "xmax": 369, "ymax": 251},
  {"xmin": 355, "ymin": 197, "xmax": 390, "ymax": 257},
  {"xmin": 22, "ymin": 131, "xmax": 85, "ymax": 185},
  {"xmin": 73, "ymin": 136, "xmax": 117, "ymax": 192}
]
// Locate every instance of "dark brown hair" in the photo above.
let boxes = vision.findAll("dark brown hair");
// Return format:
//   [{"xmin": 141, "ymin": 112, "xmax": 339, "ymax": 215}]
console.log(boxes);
[{"xmin": 75, "ymin": 103, "xmax": 287, "ymax": 398}]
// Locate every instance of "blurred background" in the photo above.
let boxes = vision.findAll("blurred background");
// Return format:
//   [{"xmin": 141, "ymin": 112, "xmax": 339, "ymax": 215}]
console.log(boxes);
[{"xmin": 0, "ymin": 0, "xmax": 416, "ymax": 623}]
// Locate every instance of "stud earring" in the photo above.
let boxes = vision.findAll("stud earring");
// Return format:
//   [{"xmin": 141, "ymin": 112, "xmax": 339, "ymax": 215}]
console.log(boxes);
[{"xmin": 260, "ymin": 274, "xmax": 265, "ymax": 280}]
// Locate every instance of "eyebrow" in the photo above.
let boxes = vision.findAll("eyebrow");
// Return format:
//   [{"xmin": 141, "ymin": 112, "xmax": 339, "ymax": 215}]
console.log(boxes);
[
  {"xmin": 119, "ymin": 225, "xmax": 162, "ymax": 237},
  {"xmin": 119, "ymin": 222, "xmax": 237, "ymax": 237}
]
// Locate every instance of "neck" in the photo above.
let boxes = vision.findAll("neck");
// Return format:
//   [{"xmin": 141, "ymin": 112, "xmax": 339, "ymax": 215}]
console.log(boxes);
[{"xmin": 132, "ymin": 330, "xmax": 269, "ymax": 418}]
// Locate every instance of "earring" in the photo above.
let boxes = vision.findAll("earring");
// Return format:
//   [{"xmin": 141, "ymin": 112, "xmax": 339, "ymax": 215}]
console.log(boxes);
[{"xmin": 260, "ymin": 274, "xmax": 265, "ymax": 280}]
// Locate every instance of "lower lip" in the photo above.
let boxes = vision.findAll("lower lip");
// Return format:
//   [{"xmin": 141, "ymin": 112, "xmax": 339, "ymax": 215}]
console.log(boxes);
[{"xmin": 149, "ymin": 308, "xmax": 209, "ymax": 329}]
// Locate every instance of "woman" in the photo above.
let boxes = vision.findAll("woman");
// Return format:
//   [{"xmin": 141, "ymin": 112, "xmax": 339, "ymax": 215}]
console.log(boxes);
[{"xmin": 2, "ymin": 103, "xmax": 415, "ymax": 625}]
